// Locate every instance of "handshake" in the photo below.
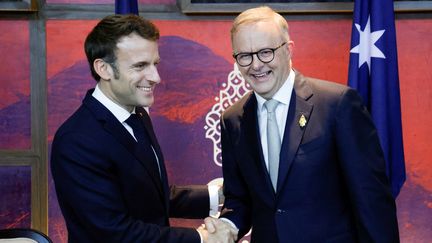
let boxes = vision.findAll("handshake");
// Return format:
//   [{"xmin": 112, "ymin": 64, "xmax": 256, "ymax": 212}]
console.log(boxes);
[{"xmin": 197, "ymin": 217, "xmax": 239, "ymax": 243}]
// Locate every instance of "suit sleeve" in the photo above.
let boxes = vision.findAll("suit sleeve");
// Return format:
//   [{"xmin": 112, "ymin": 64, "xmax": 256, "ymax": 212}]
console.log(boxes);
[
  {"xmin": 51, "ymin": 132, "xmax": 200, "ymax": 243},
  {"xmin": 334, "ymin": 88, "xmax": 399, "ymax": 243},
  {"xmin": 219, "ymin": 116, "xmax": 252, "ymax": 239},
  {"xmin": 169, "ymin": 184, "xmax": 210, "ymax": 219}
]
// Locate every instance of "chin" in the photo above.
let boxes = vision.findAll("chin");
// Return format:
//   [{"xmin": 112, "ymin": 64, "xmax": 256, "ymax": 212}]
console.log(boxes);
[
  {"xmin": 254, "ymin": 84, "xmax": 273, "ymax": 94},
  {"xmin": 139, "ymin": 100, "xmax": 154, "ymax": 108}
]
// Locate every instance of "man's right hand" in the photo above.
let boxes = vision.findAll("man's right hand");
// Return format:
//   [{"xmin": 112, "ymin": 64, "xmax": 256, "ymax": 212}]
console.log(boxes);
[{"xmin": 197, "ymin": 217, "xmax": 238, "ymax": 243}]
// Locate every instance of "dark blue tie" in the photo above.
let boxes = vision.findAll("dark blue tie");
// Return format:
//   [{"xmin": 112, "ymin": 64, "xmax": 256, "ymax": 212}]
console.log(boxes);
[{"xmin": 125, "ymin": 113, "xmax": 161, "ymax": 177}]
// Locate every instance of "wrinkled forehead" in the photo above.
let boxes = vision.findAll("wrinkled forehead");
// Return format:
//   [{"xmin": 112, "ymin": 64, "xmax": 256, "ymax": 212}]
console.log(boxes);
[{"xmin": 232, "ymin": 21, "xmax": 285, "ymax": 52}]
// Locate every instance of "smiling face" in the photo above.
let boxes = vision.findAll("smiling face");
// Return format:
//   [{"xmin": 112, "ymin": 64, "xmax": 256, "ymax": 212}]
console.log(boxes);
[
  {"xmin": 98, "ymin": 33, "xmax": 161, "ymax": 112},
  {"xmin": 232, "ymin": 20, "xmax": 293, "ymax": 99}
]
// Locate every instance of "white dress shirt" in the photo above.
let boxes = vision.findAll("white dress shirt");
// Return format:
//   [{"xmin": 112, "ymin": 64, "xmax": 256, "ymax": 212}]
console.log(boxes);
[{"xmin": 256, "ymin": 69, "xmax": 295, "ymax": 170}]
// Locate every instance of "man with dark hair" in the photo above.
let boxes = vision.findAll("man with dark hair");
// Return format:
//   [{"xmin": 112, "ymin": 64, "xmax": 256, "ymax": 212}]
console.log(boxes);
[{"xmin": 51, "ymin": 14, "xmax": 236, "ymax": 243}]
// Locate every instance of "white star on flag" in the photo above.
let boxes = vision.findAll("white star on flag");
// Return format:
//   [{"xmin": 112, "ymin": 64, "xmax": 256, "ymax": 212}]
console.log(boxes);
[{"xmin": 350, "ymin": 16, "xmax": 386, "ymax": 73}]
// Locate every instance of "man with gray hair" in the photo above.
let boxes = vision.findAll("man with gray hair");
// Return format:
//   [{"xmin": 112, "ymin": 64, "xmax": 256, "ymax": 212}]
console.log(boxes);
[{"xmin": 205, "ymin": 6, "xmax": 399, "ymax": 242}]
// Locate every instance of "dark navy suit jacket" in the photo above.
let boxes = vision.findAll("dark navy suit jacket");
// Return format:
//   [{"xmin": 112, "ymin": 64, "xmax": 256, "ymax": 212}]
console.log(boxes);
[
  {"xmin": 51, "ymin": 89, "xmax": 209, "ymax": 243},
  {"xmin": 220, "ymin": 71, "xmax": 399, "ymax": 243}
]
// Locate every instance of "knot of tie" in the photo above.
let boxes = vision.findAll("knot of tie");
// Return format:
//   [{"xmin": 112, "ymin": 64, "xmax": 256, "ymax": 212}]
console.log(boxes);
[
  {"xmin": 125, "ymin": 113, "xmax": 145, "ymax": 142},
  {"xmin": 126, "ymin": 113, "xmax": 141, "ymax": 125},
  {"xmin": 264, "ymin": 99, "xmax": 279, "ymax": 113}
]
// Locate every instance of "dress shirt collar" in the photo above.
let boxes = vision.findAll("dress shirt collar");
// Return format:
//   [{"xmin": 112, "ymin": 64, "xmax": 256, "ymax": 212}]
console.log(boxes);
[
  {"xmin": 256, "ymin": 69, "xmax": 295, "ymax": 113},
  {"xmin": 92, "ymin": 84, "xmax": 134, "ymax": 123}
]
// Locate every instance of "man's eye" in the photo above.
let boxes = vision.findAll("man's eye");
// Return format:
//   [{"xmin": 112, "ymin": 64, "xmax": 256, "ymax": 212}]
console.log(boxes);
[
  {"xmin": 238, "ymin": 54, "xmax": 251, "ymax": 60},
  {"xmin": 134, "ymin": 64, "xmax": 146, "ymax": 69},
  {"xmin": 259, "ymin": 49, "xmax": 273, "ymax": 57}
]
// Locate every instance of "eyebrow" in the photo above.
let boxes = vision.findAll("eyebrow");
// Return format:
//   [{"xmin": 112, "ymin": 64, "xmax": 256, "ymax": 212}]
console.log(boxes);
[
  {"xmin": 133, "ymin": 58, "xmax": 160, "ymax": 66},
  {"xmin": 234, "ymin": 48, "xmax": 267, "ymax": 56},
  {"xmin": 128, "ymin": 62, "xmax": 146, "ymax": 70}
]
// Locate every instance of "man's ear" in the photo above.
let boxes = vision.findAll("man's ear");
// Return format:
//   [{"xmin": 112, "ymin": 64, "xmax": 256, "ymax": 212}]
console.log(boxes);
[
  {"xmin": 93, "ymin": 59, "xmax": 113, "ymax": 80},
  {"xmin": 287, "ymin": 40, "xmax": 294, "ymax": 58}
]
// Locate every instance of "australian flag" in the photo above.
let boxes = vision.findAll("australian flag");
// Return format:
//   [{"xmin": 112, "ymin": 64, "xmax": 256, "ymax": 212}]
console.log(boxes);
[
  {"xmin": 348, "ymin": 0, "xmax": 405, "ymax": 198},
  {"xmin": 115, "ymin": 0, "xmax": 139, "ymax": 15}
]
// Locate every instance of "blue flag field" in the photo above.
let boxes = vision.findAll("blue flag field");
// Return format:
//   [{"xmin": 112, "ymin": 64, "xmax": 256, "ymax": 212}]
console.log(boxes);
[
  {"xmin": 348, "ymin": 0, "xmax": 406, "ymax": 198},
  {"xmin": 115, "ymin": 0, "xmax": 138, "ymax": 15}
]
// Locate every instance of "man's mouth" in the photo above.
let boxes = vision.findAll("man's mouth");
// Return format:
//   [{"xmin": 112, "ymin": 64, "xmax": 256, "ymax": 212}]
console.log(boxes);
[
  {"xmin": 137, "ymin": 86, "xmax": 152, "ymax": 92},
  {"xmin": 252, "ymin": 70, "xmax": 272, "ymax": 79}
]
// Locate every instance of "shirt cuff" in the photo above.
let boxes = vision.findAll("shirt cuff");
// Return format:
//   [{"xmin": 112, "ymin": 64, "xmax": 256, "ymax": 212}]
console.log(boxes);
[
  {"xmin": 219, "ymin": 217, "xmax": 239, "ymax": 231},
  {"xmin": 196, "ymin": 229, "xmax": 204, "ymax": 243},
  {"xmin": 208, "ymin": 185, "xmax": 220, "ymax": 217}
]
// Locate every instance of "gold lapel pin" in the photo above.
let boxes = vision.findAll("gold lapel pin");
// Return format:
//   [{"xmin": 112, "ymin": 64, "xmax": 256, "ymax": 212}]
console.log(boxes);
[{"xmin": 299, "ymin": 114, "xmax": 307, "ymax": 128}]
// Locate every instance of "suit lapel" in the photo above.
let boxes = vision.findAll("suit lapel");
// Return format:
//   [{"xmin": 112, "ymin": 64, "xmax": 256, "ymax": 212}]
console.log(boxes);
[
  {"xmin": 136, "ymin": 107, "xmax": 170, "ymax": 203},
  {"xmin": 136, "ymin": 107, "xmax": 164, "ymax": 162},
  {"xmin": 277, "ymin": 72, "xmax": 314, "ymax": 195},
  {"xmin": 82, "ymin": 91, "xmax": 165, "ymax": 199},
  {"xmin": 242, "ymin": 93, "xmax": 277, "ymax": 202}
]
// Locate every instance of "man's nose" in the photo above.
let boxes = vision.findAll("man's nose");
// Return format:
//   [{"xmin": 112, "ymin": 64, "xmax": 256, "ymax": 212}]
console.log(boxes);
[
  {"xmin": 250, "ymin": 53, "xmax": 264, "ymax": 69},
  {"xmin": 148, "ymin": 65, "xmax": 161, "ymax": 84}
]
